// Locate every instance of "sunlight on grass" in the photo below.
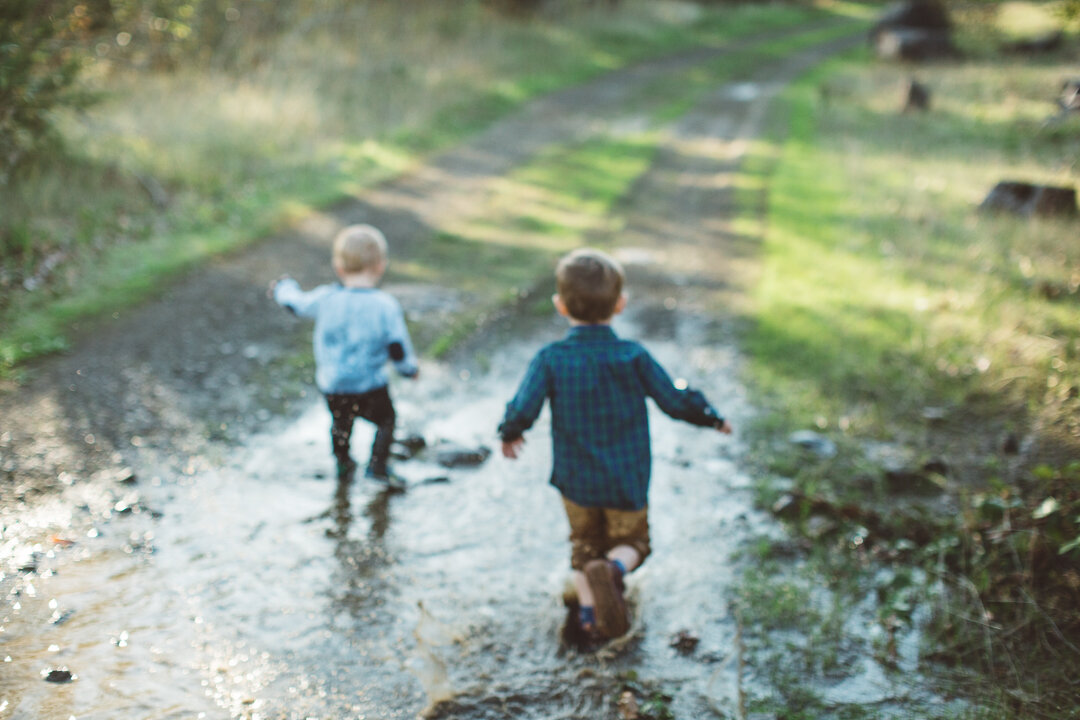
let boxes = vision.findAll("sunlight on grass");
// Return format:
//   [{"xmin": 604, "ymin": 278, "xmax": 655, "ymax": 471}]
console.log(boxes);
[
  {"xmin": 399, "ymin": 133, "xmax": 658, "ymax": 356},
  {"xmin": 752, "ymin": 51, "xmax": 1079, "ymax": 435},
  {"xmin": 813, "ymin": 0, "xmax": 879, "ymax": 21},
  {"xmin": 336, "ymin": 140, "xmax": 417, "ymax": 188},
  {"xmin": 746, "ymin": 33, "xmax": 1080, "ymax": 714},
  {"xmin": 437, "ymin": 137, "xmax": 654, "ymax": 283},
  {"xmin": 995, "ymin": 1, "xmax": 1067, "ymax": 36}
]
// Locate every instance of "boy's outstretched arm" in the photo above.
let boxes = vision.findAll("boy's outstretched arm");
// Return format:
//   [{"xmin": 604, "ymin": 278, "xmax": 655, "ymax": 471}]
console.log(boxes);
[
  {"xmin": 267, "ymin": 274, "xmax": 290, "ymax": 299},
  {"xmin": 497, "ymin": 352, "xmax": 549, "ymax": 460},
  {"xmin": 501, "ymin": 436, "xmax": 526, "ymax": 459},
  {"xmin": 270, "ymin": 277, "xmax": 330, "ymax": 318},
  {"xmin": 638, "ymin": 352, "xmax": 731, "ymax": 431},
  {"xmin": 386, "ymin": 298, "xmax": 420, "ymax": 379}
]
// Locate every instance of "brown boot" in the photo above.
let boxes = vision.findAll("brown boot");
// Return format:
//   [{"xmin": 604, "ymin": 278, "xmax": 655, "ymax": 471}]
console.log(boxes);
[{"xmin": 584, "ymin": 559, "xmax": 629, "ymax": 638}]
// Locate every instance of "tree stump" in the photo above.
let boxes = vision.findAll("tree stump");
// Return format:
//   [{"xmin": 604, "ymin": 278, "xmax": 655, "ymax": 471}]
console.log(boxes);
[
  {"xmin": 870, "ymin": 0, "xmax": 956, "ymax": 61},
  {"xmin": 902, "ymin": 78, "xmax": 931, "ymax": 111},
  {"xmin": 875, "ymin": 28, "xmax": 955, "ymax": 61},
  {"xmin": 1059, "ymin": 79, "xmax": 1080, "ymax": 113},
  {"xmin": 979, "ymin": 182, "xmax": 1078, "ymax": 218},
  {"xmin": 872, "ymin": 0, "xmax": 952, "ymax": 34},
  {"xmin": 1004, "ymin": 31, "xmax": 1064, "ymax": 55}
]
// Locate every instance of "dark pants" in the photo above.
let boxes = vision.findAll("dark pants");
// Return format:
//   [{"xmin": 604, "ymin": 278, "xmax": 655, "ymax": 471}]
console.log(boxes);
[{"xmin": 326, "ymin": 386, "xmax": 395, "ymax": 474}]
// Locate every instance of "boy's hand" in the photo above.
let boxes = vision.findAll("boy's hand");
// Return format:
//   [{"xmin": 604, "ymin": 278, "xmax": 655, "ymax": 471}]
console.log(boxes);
[
  {"xmin": 716, "ymin": 419, "xmax": 733, "ymax": 434},
  {"xmin": 501, "ymin": 437, "xmax": 525, "ymax": 459},
  {"xmin": 267, "ymin": 274, "xmax": 290, "ymax": 298}
]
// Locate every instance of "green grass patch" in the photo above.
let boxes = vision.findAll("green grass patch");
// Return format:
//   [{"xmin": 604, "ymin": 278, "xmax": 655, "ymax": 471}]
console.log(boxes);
[
  {"xmin": 741, "ymin": 23, "xmax": 1080, "ymax": 718},
  {"xmin": 404, "ymin": 20, "xmax": 866, "ymax": 358},
  {"xmin": 404, "ymin": 133, "xmax": 660, "ymax": 356},
  {"xmin": 748, "ymin": 49, "xmax": 1080, "ymax": 438}
]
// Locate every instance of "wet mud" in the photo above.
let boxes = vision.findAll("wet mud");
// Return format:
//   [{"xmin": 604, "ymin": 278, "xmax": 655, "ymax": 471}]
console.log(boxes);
[{"xmin": 3, "ymin": 301, "xmax": 756, "ymax": 720}]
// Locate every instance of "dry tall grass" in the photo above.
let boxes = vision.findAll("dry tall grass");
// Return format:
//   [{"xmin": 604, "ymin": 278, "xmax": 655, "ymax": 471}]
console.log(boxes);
[{"xmin": 12, "ymin": 0, "xmax": 820, "ymax": 370}]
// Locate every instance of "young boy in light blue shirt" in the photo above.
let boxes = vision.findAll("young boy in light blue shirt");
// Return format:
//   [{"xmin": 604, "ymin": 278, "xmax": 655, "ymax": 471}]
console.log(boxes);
[{"xmin": 272, "ymin": 224, "xmax": 418, "ymax": 486}]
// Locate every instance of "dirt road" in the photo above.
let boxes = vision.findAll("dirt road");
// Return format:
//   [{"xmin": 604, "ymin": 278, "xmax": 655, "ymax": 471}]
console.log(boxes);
[{"xmin": 0, "ymin": 30, "xmax": 888, "ymax": 720}]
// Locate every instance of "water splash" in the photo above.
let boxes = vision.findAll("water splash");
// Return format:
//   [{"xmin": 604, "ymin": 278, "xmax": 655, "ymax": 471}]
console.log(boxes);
[{"xmin": 408, "ymin": 601, "xmax": 456, "ymax": 716}]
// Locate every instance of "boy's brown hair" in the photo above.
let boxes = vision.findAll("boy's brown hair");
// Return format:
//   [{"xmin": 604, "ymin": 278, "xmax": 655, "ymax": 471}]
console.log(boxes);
[
  {"xmin": 556, "ymin": 248, "xmax": 624, "ymax": 323},
  {"xmin": 333, "ymin": 224, "xmax": 387, "ymax": 274}
]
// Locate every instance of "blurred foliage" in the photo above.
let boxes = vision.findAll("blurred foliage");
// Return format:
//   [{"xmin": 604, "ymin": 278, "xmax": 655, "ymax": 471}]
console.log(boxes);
[
  {"xmin": 0, "ymin": 0, "xmax": 98, "ymax": 180},
  {"xmin": 100, "ymin": 0, "xmax": 292, "ymax": 70},
  {"xmin": 482, "ymin": 0, "xmax": 549, "ymax": 16},
  {"xmin": 482, "ymin": 0, "xmax": 622, "ymax": 17},
  {"xmin": 934, "ymin": 463, "xmax": 1080, "ymax": 630},
  {"xmin": 1062, "ymin": 0, "xmax": 1080, "ymax": 22},
  {"xmin": 917, "ymin": 463, "xmax": 1080, "ymax": 710},
  {"xmin": 0, "ymin": 0, "xmax": 370, "ymax": 178},
  {"xmin": 1, "ymin": 0, "xmax": 634, "ymax": 177}
]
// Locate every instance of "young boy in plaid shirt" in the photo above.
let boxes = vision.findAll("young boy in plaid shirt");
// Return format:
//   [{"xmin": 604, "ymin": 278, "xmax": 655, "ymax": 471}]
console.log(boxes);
[{"xmin": 498, "ymin": 248, "xmax": 732, "ymax": 639}]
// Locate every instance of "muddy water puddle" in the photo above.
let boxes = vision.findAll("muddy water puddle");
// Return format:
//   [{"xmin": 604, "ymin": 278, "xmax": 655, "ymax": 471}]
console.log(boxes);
[{"xmin": 2, "ymin": 301, "xmax": 932, "ymax": 719}]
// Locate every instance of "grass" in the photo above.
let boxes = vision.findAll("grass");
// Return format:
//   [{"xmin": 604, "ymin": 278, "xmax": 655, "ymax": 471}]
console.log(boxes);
[
  {"xmin": 738, "ymin": 5, "xmax": 1080, "ymax": 716},
  {"xmin": 393, "ymin": 132, "xmax": 662, "ymax": 357},
  {"xmin": 0, "ymin": 0, "xmax": 838, "ymax": 376},
  {"xmin": 394, "ymin": 18, "xmax": 865, "ymax": 358},
  {"xmin": 748, "ymin": 54, "xmax": 1080, "ymax": 441}
]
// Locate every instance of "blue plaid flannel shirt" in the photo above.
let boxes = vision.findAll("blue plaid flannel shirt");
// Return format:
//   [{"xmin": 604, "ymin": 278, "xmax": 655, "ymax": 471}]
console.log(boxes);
[{"xmin": 498, "ymin": 325, "xmax": 724, "ymax": 511}]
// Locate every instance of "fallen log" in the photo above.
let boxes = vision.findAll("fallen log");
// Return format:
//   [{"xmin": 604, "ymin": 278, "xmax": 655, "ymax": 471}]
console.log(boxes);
[{"xmin": 979, "ymin": 182, "xmax": 1078, "ymax": 218}]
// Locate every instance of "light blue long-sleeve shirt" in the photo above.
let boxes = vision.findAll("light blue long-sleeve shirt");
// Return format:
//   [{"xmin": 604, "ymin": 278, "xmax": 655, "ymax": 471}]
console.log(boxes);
[{"xmin": 274, "ymin": 278, "xmax": 418, "ymax": 394}]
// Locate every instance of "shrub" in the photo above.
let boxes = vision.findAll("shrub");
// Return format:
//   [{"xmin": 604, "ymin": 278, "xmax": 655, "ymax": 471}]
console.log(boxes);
[{"xmin": 0, "ymin": 1, "xmax": 96, "ymax": 181}]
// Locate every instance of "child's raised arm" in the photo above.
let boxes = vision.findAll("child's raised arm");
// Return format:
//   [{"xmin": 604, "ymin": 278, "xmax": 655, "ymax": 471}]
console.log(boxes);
[
  {"xmin": 497, "ymin": 352, "xmax": 550, "ymax": 456},
  {"xmin": 637, "ymin": 352, "xmax": 729, "ymax": 431},
  {"xmin": 267, "ymin": 274, "xmax": 290, "ymax": 298},
  {"xmin": 385, "ymin": 297, "xmax": 420, "ymax": 379},
  {"xmin": 501, "ymin": 436, "xmax": 526, "ymax": 459},
  {"xmin": 271, "ymin": 277, "xmax": 332, "ymax": 318}
]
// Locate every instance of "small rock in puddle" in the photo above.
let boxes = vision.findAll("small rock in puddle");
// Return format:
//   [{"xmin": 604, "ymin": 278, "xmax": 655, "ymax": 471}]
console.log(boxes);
[
  {"xmin": 434, "ymin": 443, "xmax": 491, "ymax": 468},
  {"xmin": 922, "ymin": 457, "xmax": 949, "ymax": 475},
  {"xmin": 419, "ymin": 476, "xmax": 451, "ymax": 485},
  {"xmin": 50, "ymin": 609, "xmax": 75, "ymax": 625},
  {"xmin": 788, "ymin": 430, "xmax": 837, "ymax": 458},
  {"xmin": 390, "ymin": 433, "xmax": 427, "ymax": 460},
  {"xmin": 94, "ymin": 466, "xmax": 137, "ymax": 485},
  {"xmin": 617, "ymin": 690, "xmax": 640, "ymax": 719},
  {"xmin": 921, "ymin": 406, "xmax": 947, "ymax": 422},
  {"xmin": 43, "ymin": 668, "xmax": 75, "ymax": 683},
  {"xmin": 669, "ymin": 629, "xmax": 700, "ymax": 654}
]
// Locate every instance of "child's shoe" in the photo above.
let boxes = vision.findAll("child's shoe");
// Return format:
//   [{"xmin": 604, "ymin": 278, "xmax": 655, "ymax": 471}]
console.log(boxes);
[
  {"xmin": 336, "ymin": 457, "xmax": 358, "ymax": 479},
  {"xmin": 364, "ymin": 466, "xmax": 406, "ymax": 492},
  {"xmin": 560, "ymin": 599, "xmax": 606, "ymax": 651},
  {"xmin": 584, "ymin": 559, "xmax": 629, "ymax": 638}
]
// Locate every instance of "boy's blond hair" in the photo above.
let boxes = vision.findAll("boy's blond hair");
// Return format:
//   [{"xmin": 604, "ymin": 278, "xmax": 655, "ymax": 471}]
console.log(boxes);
[
  {"xmin": 333, "ymin": 224, "xmax": 387, "ymax": 274},
  {"xmin": 556, "ymin": 248, "xmax": 624, "ymax": 323}
]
